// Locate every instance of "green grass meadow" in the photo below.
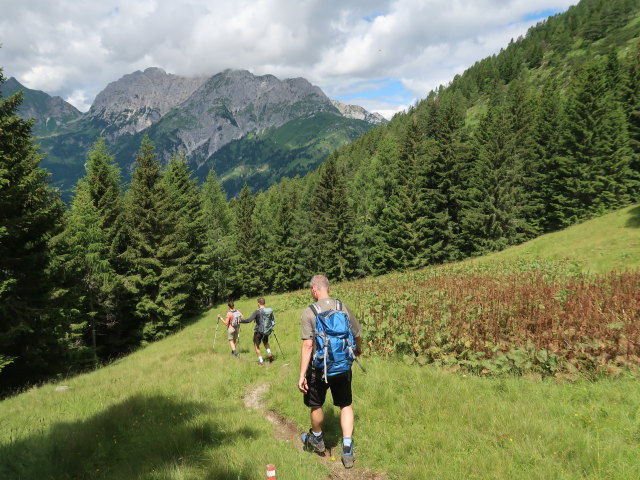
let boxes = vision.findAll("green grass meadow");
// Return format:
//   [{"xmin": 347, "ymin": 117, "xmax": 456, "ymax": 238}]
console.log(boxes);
[{"xmin": 1, "ymin": 205, "xmax": 639, "ymax": 479}]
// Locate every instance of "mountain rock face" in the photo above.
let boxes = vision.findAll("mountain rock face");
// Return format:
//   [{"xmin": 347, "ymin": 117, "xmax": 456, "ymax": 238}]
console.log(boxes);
[
  {"xmin": 89, "ymin": 67, "xmax": 208, "ymax": 138},
  {"xmin": 154, "ymin": 69, "xmax": 342, "ymax": 167},
  {"xmin": 331, "ymin": 99, "xmax": 387, "ymax": 124},
  {"xmin": 8, "ymin": 68, "xmax": 383, "ymax": 198},
  {"xmin": 1, "ymin": 77, "xmax": 81, "ymax": 136}
]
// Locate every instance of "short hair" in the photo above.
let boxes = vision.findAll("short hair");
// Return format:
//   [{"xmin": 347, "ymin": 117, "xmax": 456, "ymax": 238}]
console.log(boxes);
[
  {"xmin": 227, "ymin": 301, "xmax": 234, "ymax": 309},
  {"xmin": 310, "ymin": 275, "xmax": 330, "ymax": 291},
  {"xmin": 257, "ymin": 297, "xmax": 265, "ymax": 306}
]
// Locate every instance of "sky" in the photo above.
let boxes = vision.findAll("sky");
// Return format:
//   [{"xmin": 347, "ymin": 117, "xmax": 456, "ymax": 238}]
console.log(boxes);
[{"xmin": 0, "ymin": 0, "xmax": 576, "ymax": 119}]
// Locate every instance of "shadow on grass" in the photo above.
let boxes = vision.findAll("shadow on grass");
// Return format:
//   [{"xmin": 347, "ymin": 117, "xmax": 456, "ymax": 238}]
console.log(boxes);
[
  {"xmin": 0, "ymin": 394, "xmax": 259, "ymax": 480},
  {"xmin": 625, "ymin": 205, "xmax": 640, "ymax": 228}
]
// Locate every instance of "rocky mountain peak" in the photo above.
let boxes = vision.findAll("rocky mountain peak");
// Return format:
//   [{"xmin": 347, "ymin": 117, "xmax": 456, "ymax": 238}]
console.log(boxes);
[
  {"xmin": 89, "ymin": 67, "xmax": 208, "ymax": 137},
  {"xmin": 330, "ymin": 100, "xmax": 387, "ymax": 124}
]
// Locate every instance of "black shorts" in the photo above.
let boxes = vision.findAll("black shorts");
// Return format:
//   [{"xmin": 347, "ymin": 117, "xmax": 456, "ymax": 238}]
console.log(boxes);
[
  {"xmin": 304, "ymin": 369, "xmax": 352, "ymax": 408},
  {"xmin": 253, "ymin": 331, "xmax": 269, "ymax": 346}
]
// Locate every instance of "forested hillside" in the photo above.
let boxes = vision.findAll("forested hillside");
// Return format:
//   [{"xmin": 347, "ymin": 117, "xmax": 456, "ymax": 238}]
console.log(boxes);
[{"xmin": 1, "ymin": 0, "xmax": 639, "ymax": 395}]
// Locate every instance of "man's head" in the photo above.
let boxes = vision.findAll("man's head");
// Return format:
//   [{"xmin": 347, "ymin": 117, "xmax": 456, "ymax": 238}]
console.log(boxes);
[
  {"xmin": 257, "ymin": 297, "xmax": 265, "ymax": 307},
  {"xmin": 309, "ymin": 275, "xmax": 330, "ymax": 301},
  {"xmin": 228, "ymin": 301, "xmax": 234, "ymax": 309}
]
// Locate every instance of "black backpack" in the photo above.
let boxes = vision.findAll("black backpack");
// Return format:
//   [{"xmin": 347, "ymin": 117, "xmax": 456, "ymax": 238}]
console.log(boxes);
[{"xmin": 257, "ymin": 307, "xmax": 275, "ymax": 335}]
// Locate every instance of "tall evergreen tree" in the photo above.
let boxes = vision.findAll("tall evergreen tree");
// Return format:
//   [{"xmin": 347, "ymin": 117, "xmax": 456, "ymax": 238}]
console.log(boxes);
[
  {"xmin": 269, "ymin": 179, "xmax": 307, "ymax": 292},
  {"xmin": 233, "ymin": 185, "xmax": 263, "ymax": 296},
  {"xmin": 0, "ymin": 71, "xmax": 66, "ymax": 389},
  {"xmin": 375, "ymin": 119, "xmax": 433, "ymax": 271},
  {"xmin": 422, "ymin": 91, "xmax": 469, "ymax": 263},
  {"xmin": 51, "ymin": 138, "xmax": 124, "ymax": 363},
  {"xmin": 160, "ymin": 154, "xmax": 205, "ymax": 314},
  {"xmin": 201, "ymin": 170, "xmax": 235, "ymax": 303},
  {"xmin": 548, "ymin": 60, "xmax": 634, "ymax": 227},
  {"xmin": 310, "ymin": 155, "xmax": 359, "ymax": 281},
  {"xmin": 111, "ymin": 135, "xmax": 166, "ymax": 343},
  {"xmin": 622, "ymin": 42, "xmax": 640, "ymax": 196},
  {"xmin": 461, "ymin": 102, "xmax": 534, "ymax": 254}
]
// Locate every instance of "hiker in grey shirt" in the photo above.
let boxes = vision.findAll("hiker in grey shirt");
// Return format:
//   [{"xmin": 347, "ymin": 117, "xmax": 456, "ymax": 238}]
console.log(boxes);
[{"xmin": 298, "ymin": 274, "xmax": 362, "ymax": 469}]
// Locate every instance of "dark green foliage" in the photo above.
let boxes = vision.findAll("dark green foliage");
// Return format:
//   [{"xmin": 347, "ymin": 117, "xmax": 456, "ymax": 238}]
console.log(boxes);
[
  {"xmin": 548, "ymin": 60, "xmax": 634, "ymax": 227},
  {"xmin": 376, "ymin": 119, "xmax": 434, "ymax": 271},
  {"xmin": 0, "ymin": 71, "xmax": 66, "ymax": 390},
  {"xmin": 310, "ymin": 156, "xmax": 359, "ymax": 281},
  {"xmin": 200, "ymin": 170, "xmax": 235, "ymax": 303},
  {"xmin": 233, "ymin": 186, "xmax": 263, "ymax": 296},
  {"xmin": 50, "ymin": 138, "xmax": 124, "ymax": 364}
]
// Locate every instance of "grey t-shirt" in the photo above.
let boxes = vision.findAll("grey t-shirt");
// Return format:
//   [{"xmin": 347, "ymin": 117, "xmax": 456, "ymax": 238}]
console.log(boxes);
[{"xmin": 301, "ymin": 298, "xmax": 362, "ymax": 340}]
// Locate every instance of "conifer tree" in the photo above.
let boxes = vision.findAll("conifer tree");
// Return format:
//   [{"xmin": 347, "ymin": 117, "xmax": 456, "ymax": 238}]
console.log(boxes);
[
  {"xmin": 51, "ymin": 138, "xmax": 123, "ymax": 362},
  {"xmin": 234, "ymin": 185, "xmax": 263, "ymax": 296},
  {"xmin": 421, "ymin": 92, "xmax": 469, "ymax": 263},
  {"xmin": 376, "ymin": 119, "xmax": 433, "ymax": 271},
  {"xmin": 111, "ymin": 135, "xmax": 165, "ymax": 342},
  {"xmin": 350, "ymin": 134, "xmax": 399, "ymax": 275},
  {"xmin": 549, "ymin": 60, "xmax": 634, "ymax": 227},
  {"xmin": 310, "ymin": 155, "xmax": 359, "ymax": 281},
  {"xmin": 461, "ymin": 102, "xmax": 534, "ymax": 254},
  {"xmin": 622, "ymin": 42, "xmax": 640, "ymax": 196},
  {"xmin": 0, "ymin": 71, "xmax": 66, "ymax": 389},
  {"xmin": 201, "ymin": 169, "xmax": 234, "ymax": 303},
  {"xmin": 160, "ymin": 154, "xmax": 205, "ymax": 314},
  {"xmin": 269, "ymin": 179, "xmax": 306, "ymax": 292}
]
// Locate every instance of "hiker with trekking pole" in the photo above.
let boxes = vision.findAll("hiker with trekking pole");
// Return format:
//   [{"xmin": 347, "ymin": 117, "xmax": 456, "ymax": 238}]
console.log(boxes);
[
  {"xmin": 218, "ymin": 301, "xmax": 243, "ymax": 357},
  {"xmin": 298, "ymin": 274, "xmax": 363, "ymax": 469},
  {"xmin": 238, "ymin": 297, "xmax": 283, "ymax": 365}
]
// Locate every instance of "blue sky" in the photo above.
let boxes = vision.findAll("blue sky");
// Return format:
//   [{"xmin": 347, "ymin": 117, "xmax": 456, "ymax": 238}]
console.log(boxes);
[{"xmin": 0, "ymin": 0, "xmax": 576, "ymax": 118}]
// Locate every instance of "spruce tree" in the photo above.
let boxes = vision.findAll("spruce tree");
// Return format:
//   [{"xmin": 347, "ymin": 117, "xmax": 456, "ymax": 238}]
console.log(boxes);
[
  {"xmin": 376, "ymin": 118, "xmax": 433, "ymax": 271},
  {"xmin": 461, "ymin": 102, "xmax": 533, "ymax": 254},
  {"xmin": 201, "ymin": 169, "xmax": 235, "ymax": 303},
  {"xmin": 0, "ymin": 71, "xmax": 66, "ymax": 389},
  {"xmin": 111, "ymin": 135, "xmax": 165, "ymax": 343},
  {"xmin": 310, "ymin": 155, "xmax": 359, "ymax": 281},
  {"xmin": 622, "ymin": 42, "xmax": 640, "ymax": 197},
  {"xmin": 51, "ymin": 138, "xmax": 124, "ymax": 363},
  {"xmin": 233, "ymin": 185, "xmax": 263, "ymax": 296},
  {"xmin": 269, "ymin": 179, "xmax": 306, "ymax": 292},
  {"xmin": 160, "ymin": 155, "xmax": 204, "ymax": 314},
  {"xmin": 549, "ymin": 60, "xmax": 634, "ymax": 227},
  {"xmin": 422, "ymin": 91, "xmax": 468, "ymax": 263}
]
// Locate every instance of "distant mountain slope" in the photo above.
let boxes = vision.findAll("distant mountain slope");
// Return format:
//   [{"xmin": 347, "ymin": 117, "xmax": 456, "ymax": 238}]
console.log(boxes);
[
  {"xmin": 9, "ymin": 68, "xmax": 382, "ymax": 199},
  {"xmin": 1, "ymin": 77, "xmax": 81, "ymax": 136},
  {"xmin": 471, "ymin": 204, "xmax": 640, "ymax": 273}
]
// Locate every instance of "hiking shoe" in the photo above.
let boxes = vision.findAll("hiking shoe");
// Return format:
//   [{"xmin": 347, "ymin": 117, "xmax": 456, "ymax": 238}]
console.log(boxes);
[
  {"xmin": 341, "ymin": 440, "xmax": 354, "ymax": 469},
  {"xmin": 231, "ymin": 351, "xmax": 239, "ymax": 357},
  {"xmin": 257, "ymin": 360, "xmax": 265, "ymax": 366},
  {"xmin": 268, "ymin": 354, "xmax": 274, "ymax": 362},
  {"xmin": 301, "ymin": 429, "xmax": 325, "ymax": 453}
]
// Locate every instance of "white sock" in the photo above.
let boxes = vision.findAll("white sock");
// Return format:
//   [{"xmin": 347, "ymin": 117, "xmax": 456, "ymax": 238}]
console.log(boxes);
[
  {"xmin": 258, "ymin": 356, "xmax": 263, "ymax": 363},
  {"xmin": 267, "ymin": 348, "xmax": 272, "ymax": 355},
  {"xmin": 312, "ymin": 430, "xmax": 322, "ymax": 437}
]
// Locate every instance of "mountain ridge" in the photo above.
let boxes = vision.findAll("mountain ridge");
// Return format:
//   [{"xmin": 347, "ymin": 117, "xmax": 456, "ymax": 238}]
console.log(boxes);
[{"xmin": 5, "ymin": 69, "xmax": 385, "ymax": 198}]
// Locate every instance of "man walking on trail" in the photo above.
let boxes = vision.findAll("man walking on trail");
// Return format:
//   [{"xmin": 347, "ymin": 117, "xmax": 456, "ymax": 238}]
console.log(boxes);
[
  {"xmin": 240, "ymin": 297, "xmax": 275, "ymax": 365},
  {"xmin": 298, "ymin": 274, "xmax": 363, "ymax": 469},
  {"xmin": 218, "ymin": 301, "xmax": 243, "ymax": 357}
]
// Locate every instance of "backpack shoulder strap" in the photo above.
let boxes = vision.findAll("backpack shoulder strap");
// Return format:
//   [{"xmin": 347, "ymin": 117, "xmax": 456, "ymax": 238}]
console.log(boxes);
[
  {"xmin": 335, "ymin": 299, "xmax": 343, "ymax": 311},
  {"xmin": 309, "ymin": 304, "xmax": 320, "ymax": 316}
]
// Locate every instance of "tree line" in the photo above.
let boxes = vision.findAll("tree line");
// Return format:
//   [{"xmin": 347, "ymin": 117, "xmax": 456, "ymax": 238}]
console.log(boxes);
[{"xmin": 2, "ymin": 0, "xmax": 639, "ymax": 394}]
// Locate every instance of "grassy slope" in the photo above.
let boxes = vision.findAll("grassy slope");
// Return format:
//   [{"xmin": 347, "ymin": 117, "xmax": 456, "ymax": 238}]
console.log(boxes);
[
  {"xmin": 1, "ymin": 206, "xmax": 639, "ymax": 479},
  {"xmin": 471, "ymin": 204, "xmax": 640, "ymax": 273}
]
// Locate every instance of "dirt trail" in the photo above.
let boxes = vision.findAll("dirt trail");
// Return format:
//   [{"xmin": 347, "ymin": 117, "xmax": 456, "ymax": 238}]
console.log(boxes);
[{"xmin": 243, "ymin": 364, "xmax": 387, "ymax": 480}]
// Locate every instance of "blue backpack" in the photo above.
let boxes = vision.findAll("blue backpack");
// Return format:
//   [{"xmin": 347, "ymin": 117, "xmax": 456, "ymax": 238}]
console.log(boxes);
[{"xmin": 310, "ymin": 300, "xmax": 356, "ymax": 382}]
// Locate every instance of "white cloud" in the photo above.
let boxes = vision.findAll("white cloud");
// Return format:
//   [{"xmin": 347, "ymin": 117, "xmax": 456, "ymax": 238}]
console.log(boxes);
[{"xmin": 0, "ymin": 0, "xmax": 576, "ymax": 114}]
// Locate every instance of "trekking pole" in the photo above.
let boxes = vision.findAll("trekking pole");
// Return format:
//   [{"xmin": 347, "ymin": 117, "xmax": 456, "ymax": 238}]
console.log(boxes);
[
  {"xmin": 272, "ymin": 331, "xmax": 285, "ymax": 360},
  {"xmin": 213, "ymin": 314, "xmax": 221, "ymax": 352},
  {"xmin": 349, "ymin": 346, "xmax": 366, "ymax": 373}
]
